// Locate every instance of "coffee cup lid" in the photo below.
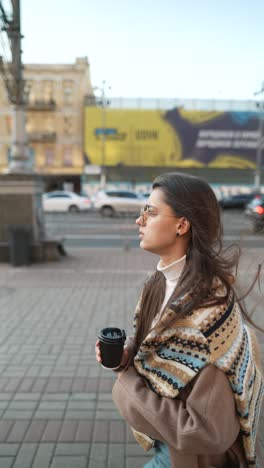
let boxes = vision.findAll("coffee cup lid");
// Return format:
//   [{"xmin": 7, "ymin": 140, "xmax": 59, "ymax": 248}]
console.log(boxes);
[{"xmin": 98, "ymin": 327, "xmax": 126, "ymax": 344}]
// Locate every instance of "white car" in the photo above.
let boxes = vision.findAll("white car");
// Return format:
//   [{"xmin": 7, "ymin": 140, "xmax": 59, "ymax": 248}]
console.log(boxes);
[
  {"xmin": 43, "ymin": 191, "xmax": 92, "ymax": 212},
  {"xmin": 93, "ymin": 190, "xmax": 146, "ymax": 217}
]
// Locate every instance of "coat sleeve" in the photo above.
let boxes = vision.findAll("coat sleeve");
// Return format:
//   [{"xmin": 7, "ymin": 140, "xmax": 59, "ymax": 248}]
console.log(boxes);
[
  {"xmin": 112, "ymin": 364, "xmax": 240, "ymax": 454},
  {"xmin": 119, "ymin": 336, "xmax": 136, "ymax": 371}
]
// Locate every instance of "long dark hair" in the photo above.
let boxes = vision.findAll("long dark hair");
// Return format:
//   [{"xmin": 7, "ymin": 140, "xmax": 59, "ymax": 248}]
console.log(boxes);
[{"xmin": 135, "ymin": 172, "xmax": 262, "ymax": 349}]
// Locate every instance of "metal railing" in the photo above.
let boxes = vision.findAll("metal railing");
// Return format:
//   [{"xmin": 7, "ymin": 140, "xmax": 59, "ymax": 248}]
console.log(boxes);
[{"xmin": 85, "ymin": 96, "xmax": 260, "ymax": 112}]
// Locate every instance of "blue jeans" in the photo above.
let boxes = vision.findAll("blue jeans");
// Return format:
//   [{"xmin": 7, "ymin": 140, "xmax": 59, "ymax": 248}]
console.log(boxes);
[{"xmin": 144, "ymin": 442, "xmax": 171, "ymax": 468}]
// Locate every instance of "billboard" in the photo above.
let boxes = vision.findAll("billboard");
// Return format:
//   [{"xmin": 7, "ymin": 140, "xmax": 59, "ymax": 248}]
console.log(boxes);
[{"xmin": 84, "ymin": 106, "xmax": 260, "ymax": 168}]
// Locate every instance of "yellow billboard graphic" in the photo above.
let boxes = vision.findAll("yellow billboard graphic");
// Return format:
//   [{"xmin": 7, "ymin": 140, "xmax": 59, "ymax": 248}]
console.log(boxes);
[
  {"xmin": 84, "ymin": 106, "xmax": 259, "ymax": 168},
  {"xmin": 84, "ymin": 107, "xmax": 185, "ymax": 167}
]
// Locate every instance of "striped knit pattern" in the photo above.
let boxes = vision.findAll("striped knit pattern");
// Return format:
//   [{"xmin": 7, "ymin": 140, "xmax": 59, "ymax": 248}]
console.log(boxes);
[{"xmin": 133, "ymin": 290, "xmax": 264, "ymax": 468}]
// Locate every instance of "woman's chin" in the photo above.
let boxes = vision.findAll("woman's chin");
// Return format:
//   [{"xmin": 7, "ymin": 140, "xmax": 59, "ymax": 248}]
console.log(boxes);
[
  {"xmin": 139, "ymin": 239, "xmax": 145, "ymax": 249},
  {"xmin": 139, "ymin": 239, "xmax": 147, "ymax": 250},
  {"xmin": 139, "ymin": 240, "xmax": 155, "ymax": 254}
]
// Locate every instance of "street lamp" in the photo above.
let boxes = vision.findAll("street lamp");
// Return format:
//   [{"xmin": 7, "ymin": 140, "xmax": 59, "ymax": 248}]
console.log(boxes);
[
  {"xmin": 0, "ymin": 0, "xmax": 32, "ymax": 173},
  {"xmin": 254, "ymin": 82, "xmax": 264, "ymax": 190},
  {"xmin": 93, "ymin": 81, "xmax": 111, "ymax": 188}
]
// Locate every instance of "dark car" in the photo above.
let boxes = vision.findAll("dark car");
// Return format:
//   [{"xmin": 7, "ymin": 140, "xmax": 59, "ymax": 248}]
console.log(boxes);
[
  {"xmin": 219, "ymin": 193, "xmax": 259, "ymax": 209},
  {"xmin": 244, "ymin": 195, "xmax": 264, "ymax": 232},
  {"xmin": 141, "ymin": 192, "xmax": 151, "ymax": 199}
]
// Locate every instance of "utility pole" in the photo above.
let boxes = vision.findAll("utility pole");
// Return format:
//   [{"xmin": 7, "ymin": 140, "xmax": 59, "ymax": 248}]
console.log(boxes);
[
  {"xmin": 254, "ymin": 82, "xmax": 264, "ymax": 190},
  {"xmin": 101, "ymin": 81, "xmax": 107, "ymax": 188},
  {"xmin": 0, "ymin": 0, "xmax": 31, "ymax": 173},
  {"xmin": 94, "ymin": 80, "xmax": 111, "ymax": 188},
  {"xmin": 0, "ymin": 1, "xmax": 57, "ymax": 264}
]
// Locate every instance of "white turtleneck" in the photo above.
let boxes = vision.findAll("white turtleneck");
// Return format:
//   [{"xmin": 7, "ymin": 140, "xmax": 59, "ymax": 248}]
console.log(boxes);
[{"xmin": 152, "ymin": 255, "xmax": 186, "ymax": 326}]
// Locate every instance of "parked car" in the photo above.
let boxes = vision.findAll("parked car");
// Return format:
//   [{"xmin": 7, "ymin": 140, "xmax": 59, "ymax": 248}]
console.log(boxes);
[
  {"xmin": 42, "ymin": 191, "xmax": 92, "ymax": 212},
  {"xmin": 244, "ymin": 195, "xmax": 264, "ymax": 232},
  {"xmin": 93, "ymin": 190, "xmax": 146, "ymax": 217},
  {"xmin": 141, "ymin": 192, "xmax": 151, "ymax": 199},
  {"xmin": 219, "ymin": 193, "xmax": 259, "ymax": 209}
]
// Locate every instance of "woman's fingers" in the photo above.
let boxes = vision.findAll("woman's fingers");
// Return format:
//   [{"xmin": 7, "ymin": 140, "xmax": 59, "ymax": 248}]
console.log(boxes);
[
  {"xmin": 95, "ymin": 340, "xmax": 102, "ymax": 363},
  {"xmin": 120, "ymin": 346, "xmax": 129, "ymax": 367}
]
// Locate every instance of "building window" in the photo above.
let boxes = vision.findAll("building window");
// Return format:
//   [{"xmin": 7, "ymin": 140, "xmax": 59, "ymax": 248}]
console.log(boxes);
[
  {"xmin": 26, "ymin": 115, "xmax": 34, "ymax": 133},
  {"xmin": 63, "ymin": 147, "xmax": 73, "ymax": 167},
  {"xmin": 25, "ymin": 80, "xmax": 34, "ymax": 104},
  {"xmin": 5, "ymin": 115, "xmax": 12, "ymax": 135},
  {"xmin": 63, "ymin": 80, "xmax": 74, "ymax": 105},
  {"xmin": 0, "ymin": 83, "xmax": 9, "ymax": 105},
  {"xmin": 45, "ymin": 116, "xmax": 55, "ymax": 132},
  {"xmin": 45, "ymin": 147, "xmax": 55, "ymax": 166},
  {"xmin": 63, "ymin": 116, "xmax": 73, "ymax": 136},
  {"xmin": 43, "ymin": 80, "xmax": 54, "ymax": 103}
]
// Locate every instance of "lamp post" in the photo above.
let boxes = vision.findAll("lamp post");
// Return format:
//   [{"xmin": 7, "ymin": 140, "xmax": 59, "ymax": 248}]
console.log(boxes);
[
  {"xmin": 254, "ymin": 82, "xmax": 264, "ymax": 190},
  {"xmin": 0, "ymin": 0, "xmax": 32, "ymax": 173},
  {"xmin": 0, "ymin": 0, "xmax": 60, "ymax": 265},
  {"xmin": 93, "ymin": 81, "xmax": 111, "ymax": 188}
]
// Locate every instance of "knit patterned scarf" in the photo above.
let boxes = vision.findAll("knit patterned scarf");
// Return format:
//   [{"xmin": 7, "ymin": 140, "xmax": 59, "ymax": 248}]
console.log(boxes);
[{"xmin": 132, "ymin": 287, "xmax": 264, "ymax": 468}]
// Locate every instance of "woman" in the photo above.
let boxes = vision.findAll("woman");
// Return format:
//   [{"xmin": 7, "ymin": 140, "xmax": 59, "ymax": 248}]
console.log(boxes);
[{"xmin": 96, "ymin": 172, "xmax": 264, "ymax": 468}]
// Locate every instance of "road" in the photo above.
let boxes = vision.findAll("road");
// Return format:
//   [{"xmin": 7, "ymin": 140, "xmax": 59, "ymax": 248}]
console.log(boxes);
[{"xmin": 44, "ymin": 209, "xmax": 264, "ymax": 249}]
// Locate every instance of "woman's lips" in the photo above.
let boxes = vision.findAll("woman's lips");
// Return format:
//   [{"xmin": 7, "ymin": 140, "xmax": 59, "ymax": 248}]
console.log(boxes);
[{"xmin": 139, "ymin": 231, "xmax": 144, "ymax": 238}]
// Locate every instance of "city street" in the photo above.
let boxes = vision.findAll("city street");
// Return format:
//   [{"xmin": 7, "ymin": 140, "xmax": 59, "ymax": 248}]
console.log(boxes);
[
  {"xmin": 0, "ymin": 0, "xmax": 263, "ymax": 466},
  {"xmin": 45, "ymin": 209, "xmax": 264, "ymax": 249},
  {"xmin": 0, "ymin": 212, "xmax": 262, "ymax": 467}
]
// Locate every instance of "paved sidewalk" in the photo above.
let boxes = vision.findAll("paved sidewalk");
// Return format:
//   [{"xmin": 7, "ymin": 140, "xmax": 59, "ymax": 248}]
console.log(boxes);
[{"xmin": 0, "ymin": 247, "xmax": 263, "ymax": 468}]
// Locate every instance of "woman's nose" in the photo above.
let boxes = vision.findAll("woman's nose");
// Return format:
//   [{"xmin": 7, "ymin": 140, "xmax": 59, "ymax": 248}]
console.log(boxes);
[{"xmin": 135, "ymin": 216, "xmax": 141, "ymax": 226}]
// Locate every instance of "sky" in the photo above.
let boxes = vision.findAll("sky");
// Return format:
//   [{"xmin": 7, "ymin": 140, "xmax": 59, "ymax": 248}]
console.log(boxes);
[{"xmin": 13, "ymin": 0, "xmax": 264, "ymax": 100}]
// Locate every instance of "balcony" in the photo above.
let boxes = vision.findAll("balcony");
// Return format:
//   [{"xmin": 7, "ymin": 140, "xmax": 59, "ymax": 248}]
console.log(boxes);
[
  {"xmin": 28, "ymin": 131, "xmax": 56, "ymax": 143},
  {"xmin": 26, "ymin": 99, "xmax": 56, "ymax": 111}
]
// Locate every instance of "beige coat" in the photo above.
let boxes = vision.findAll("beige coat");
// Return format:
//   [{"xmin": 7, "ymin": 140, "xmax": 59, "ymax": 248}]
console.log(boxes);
[{"xmin": 112, "ymin": 364, "xmax": 250, "ymax": 468}]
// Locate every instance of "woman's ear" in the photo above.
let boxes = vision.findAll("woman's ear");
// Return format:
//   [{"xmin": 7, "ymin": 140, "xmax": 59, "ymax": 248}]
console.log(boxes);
[{"xmin": 176, "ymin": 217, "xmax": 191, "ymax": 236}]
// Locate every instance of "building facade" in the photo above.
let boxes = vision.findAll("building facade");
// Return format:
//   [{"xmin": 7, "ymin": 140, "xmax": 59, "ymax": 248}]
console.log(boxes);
[{"xmin": 0, "ymin": 57, "xmax": 93, "ymax": 191}]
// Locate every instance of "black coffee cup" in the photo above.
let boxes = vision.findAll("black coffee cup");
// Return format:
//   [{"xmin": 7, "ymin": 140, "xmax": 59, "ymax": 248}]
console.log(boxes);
[{"xmin": 98, "ymin": 327, "xmax": 126, "ymax": 369}]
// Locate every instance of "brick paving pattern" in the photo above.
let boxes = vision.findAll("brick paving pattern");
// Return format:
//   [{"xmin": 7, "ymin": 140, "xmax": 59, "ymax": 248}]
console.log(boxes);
[{"xmin": 0, "ymin": 247, "xmax": 262, "ymax": 467}]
